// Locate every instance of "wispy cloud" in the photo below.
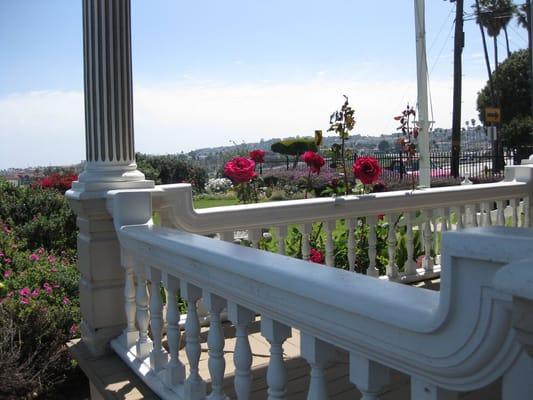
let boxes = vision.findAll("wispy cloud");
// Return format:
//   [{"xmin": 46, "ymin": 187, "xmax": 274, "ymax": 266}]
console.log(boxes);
[{"xmin": 0, "ymin": 77, "xmax": 485, "ymax": 169}]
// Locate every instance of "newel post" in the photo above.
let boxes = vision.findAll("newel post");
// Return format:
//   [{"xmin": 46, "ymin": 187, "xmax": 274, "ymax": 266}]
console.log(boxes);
[
  {"xmin": 505, "ymin": 154, "xmax": 533, "ymax": 228},
  {"xmin": 66, "ymin": 0, "xmax": 153, "ymax": 357}
]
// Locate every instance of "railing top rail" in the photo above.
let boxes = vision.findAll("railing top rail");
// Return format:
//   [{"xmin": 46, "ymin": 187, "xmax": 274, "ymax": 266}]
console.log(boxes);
[
  {"xmin": 153, "ymin": 179, "xmax": 528, "ymax": 233},
  {"xmin": 120, "ymin": 223, "xmax": 439, "ymax": 331}
]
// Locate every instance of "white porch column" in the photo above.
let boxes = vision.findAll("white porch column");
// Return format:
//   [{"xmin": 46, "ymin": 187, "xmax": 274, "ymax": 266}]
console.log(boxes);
[{"xmin": 67, "ymin": 0, "xmax": 153, "ymax": 357}]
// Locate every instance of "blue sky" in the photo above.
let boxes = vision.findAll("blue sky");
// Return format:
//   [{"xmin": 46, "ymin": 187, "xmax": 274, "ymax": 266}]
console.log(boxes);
[{"xmin": 0, "ymin": 0, "xmax": 529, "ymax": 169}]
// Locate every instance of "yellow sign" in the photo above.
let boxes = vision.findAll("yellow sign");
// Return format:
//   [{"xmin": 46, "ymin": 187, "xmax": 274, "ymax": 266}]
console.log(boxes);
[
  {"xmin": 485, "ymin": 107, "xmax": 501, "ymax": 124},
  {"xmin": 314, "ymin": 130, "xmax": 323, "ymax": 146}
]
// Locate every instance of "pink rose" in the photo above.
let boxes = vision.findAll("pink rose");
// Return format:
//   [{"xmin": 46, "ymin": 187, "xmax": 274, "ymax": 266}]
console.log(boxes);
[
  {"xmin": 224, "ymin": 157, "xmax": 257, "ymax": 183},
  {"xmin": 29, "ymin": 253, "xmax": 40, "ymax": 262},
  {"xmin": 353, "ymin": 156, "xmax": 382, "ymax": 185},
  {"xmin": 249, "ymin": 149, "xmax": 266, "ymax": 164},
  {"xmin": 301, "ymin": 151, "xmax": 325, "ymax": 174},
  {"xmin": 31, "ymin": 288, "xmax": 40, "ymax": 298},
  {"xmin": 309, "ymin": 248, "xmax": 325, "ymax": 264},
  {"xmin": 3, "ymin": 270, "xmax": 12, "ymax": 278}
]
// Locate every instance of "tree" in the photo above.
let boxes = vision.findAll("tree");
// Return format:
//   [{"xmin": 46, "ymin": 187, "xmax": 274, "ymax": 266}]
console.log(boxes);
[
  {"xmin": 378, "ymin": 140, "xmax": 391, "ymax": 152},
  {"xmin": 477, "ymin": 49, "xmax": 531, "ymax": 127},
  {"xmin": 474, "ymin": 0, "xmax": 515, "ymax": 68},
  {"xmin": 516, "ymin": 2, "xmax": 531, "ymax": 52},
  {"xmin": 474, "ymin": 0, "xmax": 495, "ymax": 105},
  {"xmin": 477, "ymin": 50, "xmax": 532, "ymax": 153},
  {"xmin": 500, "ymin": 115, "xmax": 533, "ymax": 160},
  {"xmin": 270, "ymin": 138, "xmax": 317, "ymax": 169}
]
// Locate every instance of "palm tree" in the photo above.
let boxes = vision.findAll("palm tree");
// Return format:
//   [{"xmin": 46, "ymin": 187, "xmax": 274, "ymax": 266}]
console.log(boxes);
[
  {"xmin": 474, "ymin": 0, "xmax": 495, "ymax": 104},
  {"xmin": 474, "ymin": 0, "xmax": 515, "ymax": 68},
  {"xmin": 516, "ymin": 2, "xmax": 531, "ymax": 55}
]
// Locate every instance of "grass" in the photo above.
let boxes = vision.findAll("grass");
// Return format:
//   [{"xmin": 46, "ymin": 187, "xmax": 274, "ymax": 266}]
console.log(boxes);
[{"xmin": 193, "ymin": 198, "xmax": 240, "ymax": 209}]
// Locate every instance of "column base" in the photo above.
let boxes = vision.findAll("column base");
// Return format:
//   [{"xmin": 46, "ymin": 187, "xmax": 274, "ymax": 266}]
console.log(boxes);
[{"xmin": 81, "ymin": 320, "xmax": 124, "ymax": 358}]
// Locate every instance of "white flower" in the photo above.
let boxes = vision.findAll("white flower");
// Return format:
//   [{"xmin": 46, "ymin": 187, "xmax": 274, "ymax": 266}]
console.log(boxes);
[{"xmin": 206, "ymin": 178, "xmax": 233, "ymax": 193}]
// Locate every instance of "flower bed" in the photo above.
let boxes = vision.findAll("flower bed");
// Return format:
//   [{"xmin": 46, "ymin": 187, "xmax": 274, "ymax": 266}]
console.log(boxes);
[{"xmin": 0, "ymin": 179, "xmax": 80, "ymax": 398}]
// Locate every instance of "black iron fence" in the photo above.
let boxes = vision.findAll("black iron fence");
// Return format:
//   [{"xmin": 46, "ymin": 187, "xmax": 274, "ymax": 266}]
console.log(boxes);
[{"xmin": 262, "ymin": 149, "xmax": 517, "ymax": 182}]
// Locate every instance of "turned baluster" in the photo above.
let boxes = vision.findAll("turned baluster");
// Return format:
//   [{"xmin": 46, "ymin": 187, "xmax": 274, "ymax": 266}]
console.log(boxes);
[
  {"xmin": 205, "ymin": 292, "xmax": 228, "ymax": 400},
  {"xmin": 434, "ymin": 209, "xmax": 448, "ymax": 266},
  {"xmin": 149, "ymin": 267, "xmax": 167, "ymax": 372},
  {"xmin": 520, "ymin": 196, "xmax": 531, "ymax": 228},
  {"xmin": 496, "ymin": 200, "xmax": 505, "ymax": 226},
  {"xmin": 481, "ymin": 201, "xmax": 492, "ymax": 227},
  {"xmin": 220, "ymin": 231, "xmax": 234, "ymax": 243},
  {"xmin": 509, "ymin": 198, "xmax": 518, "ymax": 227},
  {"xmin": 301, "ymin": 223, "xmax": 312, "ymax": 261},
  {"xmin": 441, "ymin": 208, "xmax": 450, "ymax": 232},
  {"xmin": 470, "ymin": 203, "xmax": 479, "ymax": 227},
  {"xmin": 261, "ymin": 317, "xmax": 292, "ymax": 400},
  {"xmin": 122, "ymin": 258, "xmax": 138, "ymax": 349},
  {"xmin": 432, "ymin": 210, "xmax": 440, "ymax": 266},
  {"xmin": 228, "ymin": 303, "xmax": 255, "ymax": 400},
  {"xmin": 277, "ymin": 225, "xmax": 288, "ymax": 255},
  {"xmin": 301, "ymin": 334, "xmax": 335, "ymax": 400},
  {"xmin": 249, "ymin": 228, "xmax": 262, "ymax": 249},
  {"xmin": 366, "ymin": 216, "xmax": 379, "ymax": 277},
  {"xmin": 182, "ymin": 282, "xmax": 206, "ymax": 400},
  {"xmin": 164, "ymin": 275, "xmax": 185, "ymax": 385},
  {"xmin": 421, "ymin": 210, "xmax": 433, "ymax": 272},
  {"xmin": 453, "ymin": 205, "xmax": 464, "ymax": 230},
  {"xmin": 404, "ymin": 212, "xmax": 417, "ymax": 275},
  {"xmin": 349, "ymin": 354, "xmax": 390, "ymax": 400},
  {"xmin": 135, "ymin": 266, "xmax": 152, "ymax": 359},
  {"xmin": 347, "ymin": 218, "xmax": 357, "ymax": 272},
  {"xmin": 325, "ymin": 220, "xmax": 336, "ymax": 267},
  {"xmin": 386, "ymin": 214, "xmax": 398, "ymax": 278}
]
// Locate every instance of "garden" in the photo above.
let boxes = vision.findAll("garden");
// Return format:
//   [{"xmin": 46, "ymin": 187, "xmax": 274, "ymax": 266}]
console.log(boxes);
[
  {"xmin": 0, "ymin": 98, "xmax": 507, "ymax": 398},
  {"xmin": 0, "ymin": 175, "xmax": 81, "ymax": 399}
]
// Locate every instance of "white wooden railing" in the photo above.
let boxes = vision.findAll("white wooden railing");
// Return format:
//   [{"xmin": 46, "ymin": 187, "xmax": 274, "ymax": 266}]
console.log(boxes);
[
  {"xmin": 151, "ymin": 168, "xmax": 530, "ymax": 282},
  {"xmin": 106, "ymin": 186, "xmax": 533, "ymax": 400}
]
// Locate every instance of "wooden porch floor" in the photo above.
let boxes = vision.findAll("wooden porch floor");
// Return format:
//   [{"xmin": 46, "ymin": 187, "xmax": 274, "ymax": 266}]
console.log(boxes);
[
  {"xmin": 70, "ymin": 279, "xmax": 501, "ymax": 399},
  {"xmin": 188, "ymin": 319, "xmax": 500, "ymax": 400}
]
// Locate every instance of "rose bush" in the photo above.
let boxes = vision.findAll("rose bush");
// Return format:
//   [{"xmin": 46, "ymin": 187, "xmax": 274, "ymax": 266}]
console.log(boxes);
[
  {"xmin": 249, "ymin": 149, "xmax": 266, "ymax": 164},
  {"xmin": 301, "ymin": 151, "xmax": 325, "ymax": 174},
  {"xmin": 224, "ymin": 157, "xmax": 257, "ymax": 183},
  {"xmin": 0, "ymin": 220, "xmax": 80, "ymax": 398},
  {"xmin": 353, "ymin": 156, "xmax": 382, "ymax": 185},
  {"xmin": 36, "ymin": 172, "xmax": 77, "ymax": 194}
]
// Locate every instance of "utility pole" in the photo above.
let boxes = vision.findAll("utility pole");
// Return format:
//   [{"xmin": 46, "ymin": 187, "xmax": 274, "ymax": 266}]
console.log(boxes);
[
  {"xmin": 451, "ymin": 0, "xmax": 464, "ymax": 178},
  {"xmin": 414, "ymin": 0, "xmax": 431, "ymax": 188}
]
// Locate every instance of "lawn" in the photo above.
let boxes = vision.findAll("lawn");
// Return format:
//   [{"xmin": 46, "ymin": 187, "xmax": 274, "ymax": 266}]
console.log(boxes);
[{"xmin": 193, "ymin": 197, "xmax": 240, "ymax": 209}]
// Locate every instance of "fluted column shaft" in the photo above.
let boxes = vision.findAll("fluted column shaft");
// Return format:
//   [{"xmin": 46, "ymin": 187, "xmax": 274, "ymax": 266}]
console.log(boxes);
[{"xmin": 83, "ymin": 0, "xmax": 134, "ymax": 165}]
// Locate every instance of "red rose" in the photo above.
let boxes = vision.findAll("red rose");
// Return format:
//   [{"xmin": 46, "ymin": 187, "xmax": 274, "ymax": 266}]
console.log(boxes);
[
  {"xmin": 309, "ymin": 248, "xmax": 325, "ymax": 264},
  {"xmin": 301, "ymin": 151, "xmax": 325, "ymax": 174},
  {"xmin": 224, "ymin": 157, "xmax": 257, "ymax": 183},
  {"xmin": 249, "ymin": 149, "xmax": 265, "ymax": 164},
  {"xmin": 352, "ymin": 156, "xmax": 382, "ymax": 185}
]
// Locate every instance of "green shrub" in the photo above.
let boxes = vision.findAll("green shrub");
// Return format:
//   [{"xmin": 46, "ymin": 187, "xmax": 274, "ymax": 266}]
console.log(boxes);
[
  {"xmin": 0, "ymin": 180, "xmax": 77, "ymax": 252},
  {"xmin": 0, "ymin": 181, "xmax": 80, "ymax": 398},
  {"xmin": 136, "ymin": 153, "xmax": 208, "ymax": 192}
]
